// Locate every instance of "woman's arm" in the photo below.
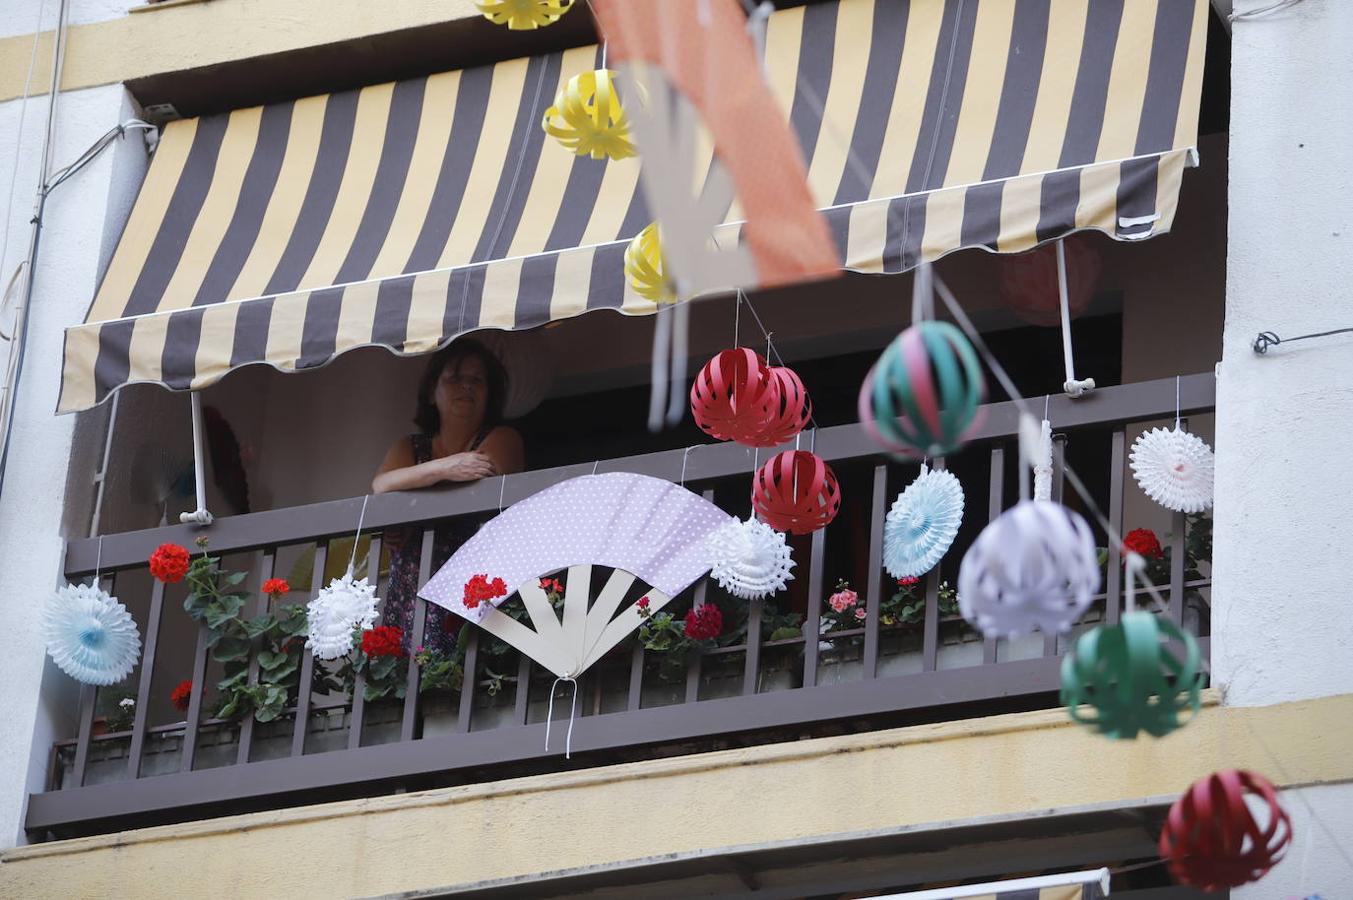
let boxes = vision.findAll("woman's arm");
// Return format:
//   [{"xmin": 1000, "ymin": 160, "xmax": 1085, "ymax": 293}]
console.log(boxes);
[
  {"xmin": 477, "ymin": 426, "xmax": 524, "ymax": 476},
  {"xmin": 371, "ymin": 437, "xmax": 497, "ymax": 494}
]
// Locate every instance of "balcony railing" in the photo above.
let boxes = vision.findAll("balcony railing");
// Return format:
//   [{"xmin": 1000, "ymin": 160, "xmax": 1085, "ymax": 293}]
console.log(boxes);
[{"xmin": 29, "ymin": 373, "xmax": 1215, "ymax": 838}]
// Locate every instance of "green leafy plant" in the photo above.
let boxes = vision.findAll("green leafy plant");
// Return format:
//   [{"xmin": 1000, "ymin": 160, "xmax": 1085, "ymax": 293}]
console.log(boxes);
[{"xmin": 415, "ymin": 646, "xmax": 464, "ymax": 695}]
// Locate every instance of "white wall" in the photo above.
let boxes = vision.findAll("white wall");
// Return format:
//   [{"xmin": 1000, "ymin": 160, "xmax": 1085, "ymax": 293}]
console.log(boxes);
[
  {"xmin": 1, "ymin": 0, "xmax": 132, "ymax": 40},
  {"xmin": 1212, "ymin": 0, "xmax": 1353, "ymax": 709},
  {"xmin": 1217, "ymin": 3, "xmax": 1353, "ymax": 892},
  {"xmin": 0, "ymin": 80, "xmax": 149, "ymax": 847}
]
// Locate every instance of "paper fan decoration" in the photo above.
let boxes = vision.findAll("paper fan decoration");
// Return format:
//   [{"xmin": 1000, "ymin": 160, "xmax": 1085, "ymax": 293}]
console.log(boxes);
[
  {"xmin": 958, "ymin": 500, "xmax": 1100, "ymax": 638},
  {"xmin": 884, "ymin": 465, "xmax": 964, "ymax": 579},
  {"xmin": 44, "ymin": 582, "xmax": 142, "ymax": 685},
  {"xmin": 306, "ymin": 571, "xmax": 379, "ymax": 660},
  {"xmin": 420, "ymin": 473, "xmax": 731, "ymax": 678},
  {"xmin": 706, "ymin": 517, "xmax": 795, "ymax": 601},
  {"xmin": 474, "ymin": 0, "xmax": 574, "ymax": 30},
  {"xmin": 1159, "ymin": 770, "xmax": 1293, "ymax": 891},
  {"xmin": 1129, "ymin": 426, "xmax": 1215, "ymax": 513}
]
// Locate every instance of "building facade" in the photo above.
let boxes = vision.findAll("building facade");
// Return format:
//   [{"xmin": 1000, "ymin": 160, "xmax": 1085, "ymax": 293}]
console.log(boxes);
[{"xmin": 0, "ymin": 0, "xmax": 1348, "ymax": 896}]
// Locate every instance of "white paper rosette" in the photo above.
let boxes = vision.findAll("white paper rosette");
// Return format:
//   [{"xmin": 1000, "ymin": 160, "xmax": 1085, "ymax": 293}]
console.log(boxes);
[
  {"xmin": 883, "ymin": 466, "xmax": 965, "ymax": 579},
  {"xmin": 44, "ymin": 583, "xmax": 142, "ymax": 685},
  {"xmin": 706, "ymin": 517, "xmax": 795, "ymax": 601},
  {"xmin": 958, "ymin": 499, "xmax": 1100, "ymax": 638},
  {"xmin": 1129, "ymin": 426, "xmax": 1215, "ymax": 513},
  {"xmin": 305, "ymin": 571, "xmax": 379, "ymax": 660}
]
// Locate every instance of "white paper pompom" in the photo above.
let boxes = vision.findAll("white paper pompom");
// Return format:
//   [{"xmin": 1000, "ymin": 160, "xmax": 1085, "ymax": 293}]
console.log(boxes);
[
  {"xmin": 306, "ymin": 571, "xmax": 379, "ymax": 660},
  {"xmin": 958, "ymin": 499, "xmax": 1100, "ymax": 638},
  {"xmin": 706, "ymin": 517, "xmax": 795, "ymax": 601},
  {"xmin": 44, "ymin": 583, "xmax": 142, "ymax": 685},
  {"xmin": 883, "ymin": 466, "xmax": 964, "ymax": 579},
  {"xmin": 1130, "ymin": 426, "xmax": 1214, "ymax": 513}
]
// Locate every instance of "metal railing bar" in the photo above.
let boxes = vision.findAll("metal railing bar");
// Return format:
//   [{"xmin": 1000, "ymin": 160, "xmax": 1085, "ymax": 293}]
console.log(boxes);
[
  {"xmin": 404, "ymin": 528, "xmax": 434, "ymax": 740},
  {"xmin": 65, "ymin": 374, "xmax": 1217, "ymax": 577},
  {"xmin": 983, "ymin": 449, "xmax": 1002, "ymax": 666},
  {"xmin": 290, "ymin": 541, "xmax": 326, "ymax": 758},
  {"xmin": 178, "ymin": 622, "xmax": 210, "ymax": 772},
  {"xmin": 237, "ymin": 549, "xmax": 275, "ymax": 765},
  {"xmin": 742, "ymin": 598, "xmax": 763, "ymax": 696},
  {"xmin": 126, "ymin": 577, "xmax": 165, "ymax": 780},
  {"xmin": 862, "ymin": 464, "xmax": 886, "ymax": 679},
  {"xmin": 348, "ymin": 535, "xmax": 383, "ymax": 751},
  {"xmin": 803, "ymin": 528, "xmax": 825, "ymax": 687},
  {"xmin": 1105, "ymin": 430, "xmax": 1126, "ymax": 625}
]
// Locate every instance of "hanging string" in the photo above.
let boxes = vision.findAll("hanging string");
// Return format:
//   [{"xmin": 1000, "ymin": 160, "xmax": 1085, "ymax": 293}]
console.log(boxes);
[
  {"xmin": 545, "ymin": 674, "xmax": 579, "ymax": 758},
  {"xmin": 498, "ymin": 474, "xmax": 508, "ymax": 513},
  {"xmin": 679, "ymin": 445, "xmax": 695, "ymax": 486},
  {"xmin": 91, "ymin": 536, "xmax": 104, "ymax": 587},
  {"xmin": 739, "ymin": 291, "xmax": 822, "ymax": 432},
  {"xmin": 932, "ymin": 273, "xmax": 1174, "ymax": 617},
  {"xmin": 592, "ymin": 459, "xmax": 601, "ymax": 475},
  {"xmin": 346, "ymin": 494, "xmax": 370, "ymax": 577},
  {"xmin": 1175, "ymin": 374, "xmax": 1182, "ymax": 430},
  {"xmin": 733, "ymin": 291, "xmax": 742, "ymax": 348}
]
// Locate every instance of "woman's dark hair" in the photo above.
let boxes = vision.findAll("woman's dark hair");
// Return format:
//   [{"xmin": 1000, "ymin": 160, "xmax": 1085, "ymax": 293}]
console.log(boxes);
[{"xmin": 413, "ymin": 339, "xmax": 509, "ymax": 436}]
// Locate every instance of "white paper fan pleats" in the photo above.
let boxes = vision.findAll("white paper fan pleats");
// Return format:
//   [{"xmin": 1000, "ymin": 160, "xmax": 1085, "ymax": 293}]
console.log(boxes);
[
  {"xmin": 306, "ymin": 571, "xmax": 379, "ymax": 660},
  {"xmin": 44, "ymin": 583, "xmax": 142, "ymax": 685},
  {"xmin": 706, "ymin": 517, "xmax": 795, "ymax": 601},
  {"xmin": 883, "ymin": 466, "xmax": 965, "ymax": 579},
  {"xmin": 1129, "ymin": 426, "xmax": 1215, "ymax": 513}
]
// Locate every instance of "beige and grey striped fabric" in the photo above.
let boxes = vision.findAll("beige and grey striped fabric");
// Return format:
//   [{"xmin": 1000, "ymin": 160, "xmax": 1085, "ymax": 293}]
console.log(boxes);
[{"xmin": 59, "ymin": 0, "xmax": 1207, "ymax": 412}]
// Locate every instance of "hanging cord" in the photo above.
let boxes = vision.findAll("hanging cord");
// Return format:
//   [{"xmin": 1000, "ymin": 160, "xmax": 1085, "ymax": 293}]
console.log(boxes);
[
  {"xmin": 732, "ymin": 291, "xmax": 742, "ymax": 348},
  {"xmin": 545, "ymin": 674, "xmax": 579, "ymax": 758},
  {"xmin": 346, "ymin": 494, "xmax": 370, "ymax": 578},
  {"xmin": 1252, "ymin": 326, "xmax": 1353, "ymax": 355},
  {"xmin": 1057, "ymin": 240, "xmax": 1096, "ymax": 397},
  {"xmin": 1230, "ymin": 0, "xmax": 1307, "ymax": 22},
  {"xmin": 1174, "ymin": 375, "xmax": 1182, "ymax": 431},
  {"xmin": 498, "ymin": 474, "xmax": 508, "ymax": 513},
  {"xmin": 739, "ymin": 291, "xmax": 822, "ymax": 432},
  {"xmin": 679, "ymin": 445, "xmax": 695, "ymax": 486},
  {"xmin": 932, "ymin": 274, "xmax": 1175, "ymax": 616},
  {"xmin": 90, "ymin": 535, "xmax": 103, "ymax": 587}
]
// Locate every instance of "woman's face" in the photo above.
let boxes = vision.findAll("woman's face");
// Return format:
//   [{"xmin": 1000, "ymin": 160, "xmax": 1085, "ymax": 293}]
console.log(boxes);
[{"xmin": 433, "ymin": 353, "xmax": 489, "ymax": 429}]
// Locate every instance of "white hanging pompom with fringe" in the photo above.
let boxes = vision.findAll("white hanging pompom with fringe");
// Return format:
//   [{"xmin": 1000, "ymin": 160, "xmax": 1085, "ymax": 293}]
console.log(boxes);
[
  {"xmin": 958, "ymin": 499, "xmax": 1100, "ymax": 638},
  {"xmin": 1130, "ymin": 426, "xmax": 1215, "ymax": 513},
  {"xmin": 306, "ymin": 571, "xmax": 379, "ymax": 660},
  {"xmin": 705, "ymin": 517, "xmax": 795, "ymax": 601},
  {"xmin": 883, "ymin": 465, "xmax": 965, "ymax": 579},
  {"xmin": 44, "ymin": 583, "xmax": 142, "ymax": 685}
]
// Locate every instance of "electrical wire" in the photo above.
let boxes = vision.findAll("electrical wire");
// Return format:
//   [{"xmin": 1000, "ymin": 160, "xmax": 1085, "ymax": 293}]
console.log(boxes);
[
  {"xmin": 1252, "ymin": 326, "xmax": 1353, "ymax": 355},
  {"xmin": 1230, "ymin": 0, "xmax": 1307, "ymax": 22}
]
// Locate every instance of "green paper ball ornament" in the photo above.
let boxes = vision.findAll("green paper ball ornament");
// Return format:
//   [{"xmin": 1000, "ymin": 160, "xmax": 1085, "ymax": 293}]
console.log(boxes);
[
  {"xmin": 1061, "ymin": 611, "xmax": 1204, "ymax": 739},
  {"xmin": 858, "ymin": 321, "xmax": 985, "ymax": 459}
]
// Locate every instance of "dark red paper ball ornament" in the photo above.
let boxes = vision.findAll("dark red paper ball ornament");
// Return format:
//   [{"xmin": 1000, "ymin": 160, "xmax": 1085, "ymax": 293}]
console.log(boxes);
[
  {"xmin": 751, "ymin": 450, "xmax": 840, "ymax": 535},
  {"xmin": 743, "ymin": 366, "xmax": 812, "ymax": 448},
  {"xmin": 690, "ymin": 349, "xmax": 778, "ymax": 443},
  {"xmin": 1159, "ymin": 769, "xmax": 1293, "ymax": 892},
  {"xmin": 998, "ymin": 234, "xmax": 1102, "ymax": 327}
]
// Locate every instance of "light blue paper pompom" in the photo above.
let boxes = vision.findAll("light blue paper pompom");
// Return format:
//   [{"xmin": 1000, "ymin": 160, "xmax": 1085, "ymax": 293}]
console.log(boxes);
[
  {"xmin": 44, "ymin": 583, "xmax": 142, "ymax": 685},
  {"xmin": 883, "ymin": 465, "xmax": 965, "ymax": 579}
]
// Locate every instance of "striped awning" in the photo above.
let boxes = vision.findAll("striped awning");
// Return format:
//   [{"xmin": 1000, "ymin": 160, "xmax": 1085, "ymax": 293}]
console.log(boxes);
[{"xmin": 59, "ymin": 0, "xmax": 1208, "ymax": 412}]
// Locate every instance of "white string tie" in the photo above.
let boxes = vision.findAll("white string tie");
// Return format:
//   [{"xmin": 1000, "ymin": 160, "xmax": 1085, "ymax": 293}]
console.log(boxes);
[
  {"xmin": 346, "ymin": 494, "xmax": 370, "ymax": 578},
  {"xmin": 545, "ymin": 675, "xmax": 579, "ymax": 758}
]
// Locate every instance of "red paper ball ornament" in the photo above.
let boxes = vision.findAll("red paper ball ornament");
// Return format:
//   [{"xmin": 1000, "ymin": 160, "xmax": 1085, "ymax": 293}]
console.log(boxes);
[
  {"xmin": 998, "ymin": 234, "xmax": 1102, "ymax": 326},
  {"xmin": 743, "ymin": 366, "xmax": 812, "ymax": 448},
  {"xmin": 1159, "ymin": 769, "xmax": 1293, "ymax": 891},
  {"xmin": 690, "ymin": 349, "xmax": 778, "ymax": 443},
  {"xmin": 751, "ymin": 450, "xmax": 841, "ymax": 535}
]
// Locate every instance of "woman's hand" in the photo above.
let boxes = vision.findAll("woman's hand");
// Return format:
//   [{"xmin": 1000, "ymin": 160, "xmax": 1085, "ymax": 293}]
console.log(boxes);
[{"xmin": 434, "ymin": 451, "xmax": 497, "ymax": 483}]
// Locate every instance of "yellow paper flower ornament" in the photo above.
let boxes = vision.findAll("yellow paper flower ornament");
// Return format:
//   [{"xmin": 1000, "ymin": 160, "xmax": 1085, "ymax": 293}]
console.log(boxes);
[
  {"xmin": 543, "ymin": 69, "xmax": 636, "ymax": 161},
  {"xmin": 625, "ymin": 223, "xmax": 675, "ymax": 304},
  {"xmin": 474, "ymin": 0, "xmax": 575, "ymax": 30}
]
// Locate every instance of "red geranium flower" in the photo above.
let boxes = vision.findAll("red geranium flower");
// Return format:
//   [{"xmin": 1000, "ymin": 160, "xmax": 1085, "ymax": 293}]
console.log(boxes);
[
  {"xmin": 684, "ymin": 604, "xmax": 723, "ymax": 641},
  {"xmin": 361, "ymin": 625, "xmax": 406, "ymax": 658},
  {"xmin": 636, "ymin": 596, "xmax": 650, "ymax": 610},
  {"xmin": 896, "ymin": 576, "xmax": 921, "ymax": 587},
  {"xmin": 462, "ymin": 573, "xmax": 507, "ymax": 610},
  {"xmin": 262, "ymin": 578, "xmax": 290, "ymax": 597},
  {"xmin": 149, "ymin": 543, "xmax": 191, "ymax": 583},
  {"xmin": 170, "ymin": 679, "xmax": 193, "ymax": 713},
  {"xmin": 1123, "ymin": 528, "xmax": 1164, "ymax": 560}
]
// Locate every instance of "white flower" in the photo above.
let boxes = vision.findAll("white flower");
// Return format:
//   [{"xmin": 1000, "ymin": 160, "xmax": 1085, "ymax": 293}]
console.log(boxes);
[{"xmin": 119, "ymin": 698, "xmax": 135, "ymax": 709}]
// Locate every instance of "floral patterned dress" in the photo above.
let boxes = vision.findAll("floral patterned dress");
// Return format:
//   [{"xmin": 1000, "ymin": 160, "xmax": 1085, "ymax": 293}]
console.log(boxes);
[{"xmin": 381, "ymin": 432, "xmax": 485, "ymax": 655}]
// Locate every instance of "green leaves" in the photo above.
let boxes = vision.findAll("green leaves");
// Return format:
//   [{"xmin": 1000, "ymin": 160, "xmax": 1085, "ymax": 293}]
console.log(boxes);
[{"xmin": 213, "ymin": 635, "xmax": 252, "ymax": 663}]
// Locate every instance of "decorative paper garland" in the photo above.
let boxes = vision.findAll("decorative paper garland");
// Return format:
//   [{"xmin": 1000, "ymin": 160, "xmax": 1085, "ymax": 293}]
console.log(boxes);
[
  {"xmin": 957, "ymin": 499, "xmax": 1099, "ymax": 638},
  {"xmin": 474, "ymin": 0, "xmax": 575, "ymax": 30},
  {"xmin": 306, "ymin": 572, "xmax": 379, "ymax": 661},
  {"xmin": 43, "ymin": 583, "xmax": 142, "ymax": 685},
  {"xmin": 859, "ymin": 321, "xmax": 985, "ymax": 459},
  {"xmin": 542, "ymin": 69, "xmax": 636, "ymax": 161},
  {"xmin": 625, "ymin": 223, "xmax": 675, "ymax": 304},
  {"xmin": 751, "ymin": 450, "xmax": 840, "ymax": 535},
  {"xmin": 1159, "ymin": 769, "xmax": 1292, "ymax": 891},
  {"xmin": 1061, "ymin": 610, "xmax": 1204, "ymax": 739},
  {"xmin": 1130, "ymin": 426, "xmax": 1215, "ymax": 512},
  {"xmin": 883, "ymin": 465, "xmax": 964, "ymax": 579},
  {"xmin": 705, "ymin": 517, "xmax": 795, "ymax": 601}
]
